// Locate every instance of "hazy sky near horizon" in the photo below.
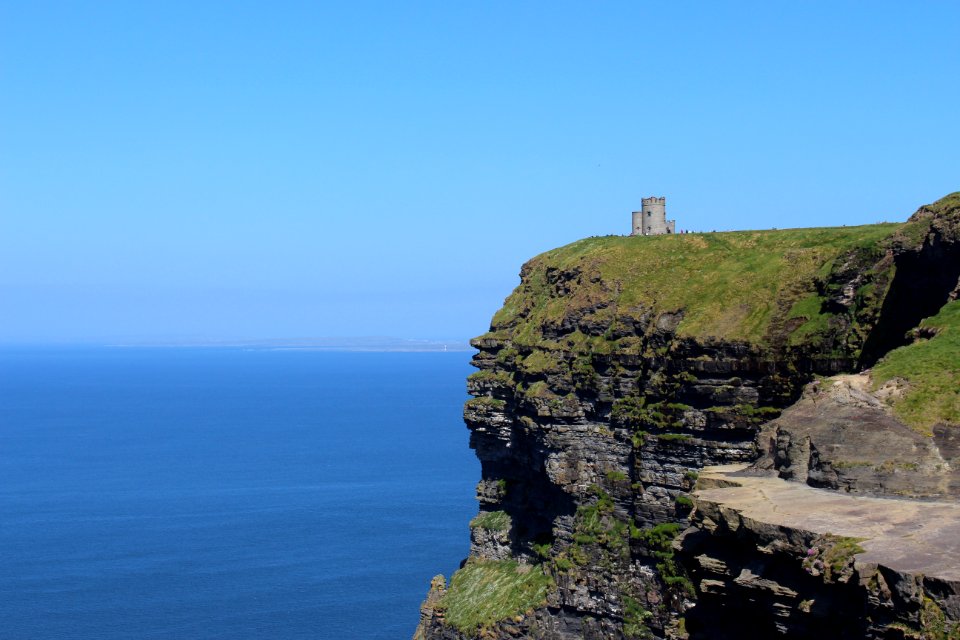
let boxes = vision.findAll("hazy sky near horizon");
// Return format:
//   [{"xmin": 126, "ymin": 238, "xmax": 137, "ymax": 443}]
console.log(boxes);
[{"xmin": 2, "ymin": 2, "xmax": 958, "ymax": 344}]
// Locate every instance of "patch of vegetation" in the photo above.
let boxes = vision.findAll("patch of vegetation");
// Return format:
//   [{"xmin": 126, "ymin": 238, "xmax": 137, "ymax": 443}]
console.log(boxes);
[
  {"xmin": 494, "ymin": 347, "xmax": 521, "ymax": 366},
  {"xmin": 469, "ymin": 510, "xmax": 511, "ymax": 532},
  {"xmin": 734, "ymin": 403, "xmax": 782, "ymax": 423},
  {"xmin": 612, "ymin": 397, "xmax": 683, "ymax": 432},
  {"xmin": 874, "ymin": 460, "xmax": 920, "ymax": 473},
  {"xmin": 523, "ymin": 380, "xmax": 555, "ymax": 400},
  {"xmin": 786, "ymin": 292, "xmax": 832, "ymax": 345},
  {"xmin": 467, "ymin": 369, "xmax": 514, "ymax": 385},
  {"xmin": 658, "ymin": 433, "xmax": 692, "ymax": 443},
  {"xmin": 572, "ymin": 356, "xmax": 601, "ymax": 391},
  {"xmin": 520, "ymin": 349, "xmax": 565, "ymax": 374},
  {"xmin": 605, "ymin": 470, "xmax": 629, "ymax": 483},
  {"xmin": 884, "ymin": 595, "xmax": 960, "ymax": 639},
  {"xmin": 570, "ymin": 488, "xmax": 630, "ymax": 559},
  {"xmin": 567, "ymin": 544, "xmax": 589, "ymax": 567},
  {"xmin": 704, "ymin": 403, "xmax": 781, "ymax": 426},
  {"xmin": 439, "ymin": 560, "xmax": 555, "ymax": 634},
  {"xmin": 465, "ymin": 396, "xmax": 506, "ymax": 410},
  {"xmin": 634, "ymin": 523, "xmax": 695, "ymax": 595},
  {"xmin": 621, "ymin": 594, "xmax": 653, "ymax": 639},
  {"xmin": 871, "ymin": 300, "xmax": 960, "ymax": 434},
  {"xmin": 920, "ymin": 596, "xmax": 960, "ymax": 640},
  {"xmin": 803, "ymin": 534, "xmax": 866, "ymax": 582},
  {"xmin": 675, "ymin": 494, "xmax": 694, "ymax": 509},
  {"xmin": 822, "ymin": 536, "xmax": 865, "ymax": 576}
]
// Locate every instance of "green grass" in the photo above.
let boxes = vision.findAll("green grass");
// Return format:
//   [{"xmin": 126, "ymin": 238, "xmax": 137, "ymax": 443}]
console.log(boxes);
[
  {"xmin": 566, "ymin": 488, "xmax": 632, "ymax": 563},
  {"xmin": 634, "ymin": 523, "xmax": 695, "ymax": 595},
  {"xmin": 467, "ymin": 370, "xmax": 514, "ymax": 385},
  {"xmin": 469, "ymin": 510, "xmax": 511, "ymax": 532},
  {"xmin": 523, "ymin": 380, "xmax": 556, "ymax": 399},
  {"xmin": 871, "ymin": 300, "xmax": 960, "ymax": 434},
  {"xmin": 489, "ymin": 223, "xmax": 902, "ymax": 347},
  {"xmin": 786, "ymin": 293, "xmax": 832, "ymax": 345},
  {"xmin": 605, "ymin": 470, "xmax": 629, "ymax": 483},
  {"xmin": 823, "ymin": 536, "xmax": 865, "ymax": 576},
  {"xmin": 622, "ymin": 594, "xmax": 653, "ymax": 639},
  {"xmin": 439, "ymin": 560, "xmax": 554, "ymax": 633},
  {"xmin": 804, "ymin": 535, "xmax": 866, "ymax": 581},
  {"xmin": 519, "ymin": 349, "xmax": 564, "ymax": 374},
  {"xmin": 464, "ymin": 396, "xmax": 506, "ymax": 410},
  {"xmin": 611, "ymin": 397, "xmax": 684, "ymax": 432},
  {"xmin": 633, "ymin": 522, "xmax": 682, "ymax": 546}
]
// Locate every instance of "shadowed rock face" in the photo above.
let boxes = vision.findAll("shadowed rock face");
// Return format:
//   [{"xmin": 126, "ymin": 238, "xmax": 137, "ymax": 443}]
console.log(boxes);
[
  {"xmin": 415, "ymin": 194, "xmax": 960, "ymax": 640},
  {"xmin": 860, "ymin": 202, "xmax": 960, "ymax": 367}
]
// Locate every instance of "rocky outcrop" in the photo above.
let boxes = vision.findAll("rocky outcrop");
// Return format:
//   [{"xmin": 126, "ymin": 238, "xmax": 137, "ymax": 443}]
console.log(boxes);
[
  {"xmin": 752, "ymin": 374, "xmax": 960, "ymax": 498},
  {"xmin": 415, "ymin": 193, "xmax": 960, "ymax": 640}
]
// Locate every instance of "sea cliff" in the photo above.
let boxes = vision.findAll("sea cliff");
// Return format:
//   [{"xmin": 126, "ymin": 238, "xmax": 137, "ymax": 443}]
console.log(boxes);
[{"xmin": 416, "ymin": 193, "xmax": 960, "ymax": 640}]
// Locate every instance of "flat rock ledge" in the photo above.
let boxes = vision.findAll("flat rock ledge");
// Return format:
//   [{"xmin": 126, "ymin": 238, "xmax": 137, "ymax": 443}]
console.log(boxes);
[
  {"xmin": 679, "ymin": 464, "xmax": 960, "ymax": 638},
  {"xmin": 695, "ymin": 464, "xmax": 960, "ymax": 582}
]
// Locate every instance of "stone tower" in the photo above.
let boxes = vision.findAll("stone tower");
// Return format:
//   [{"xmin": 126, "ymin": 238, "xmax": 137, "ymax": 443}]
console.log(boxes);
[{"xmin": 631, "ymin": 196, "xmax": 676, "ymax": 236}]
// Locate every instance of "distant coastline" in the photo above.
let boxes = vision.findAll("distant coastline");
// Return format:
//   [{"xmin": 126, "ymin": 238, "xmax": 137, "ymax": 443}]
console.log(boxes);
[{"xmin": 103, "ymin": 336, "xmax": 474, "ymax": 352}]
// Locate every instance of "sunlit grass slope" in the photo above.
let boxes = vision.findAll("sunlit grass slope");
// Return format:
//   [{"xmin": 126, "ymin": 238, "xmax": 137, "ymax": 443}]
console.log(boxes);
[
  {"xmin": 872, "ymin": 300, "xmax": 960, "ymax": 434},
  {"xmin": 439, "ymin": 560, "xmax": 554, "ymax": 633}
]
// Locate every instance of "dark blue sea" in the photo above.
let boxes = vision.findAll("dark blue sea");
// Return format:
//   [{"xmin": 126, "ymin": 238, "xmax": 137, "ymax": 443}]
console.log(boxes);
[{"xmin": 0, "ymin": 348, "xmax": 479, "ymax": 639}]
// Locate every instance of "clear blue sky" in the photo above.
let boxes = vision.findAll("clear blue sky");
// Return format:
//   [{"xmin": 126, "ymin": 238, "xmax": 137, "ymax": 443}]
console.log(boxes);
[{"xmin": 2, "ymin": 1, "xmax": 958, "ymax": 344}]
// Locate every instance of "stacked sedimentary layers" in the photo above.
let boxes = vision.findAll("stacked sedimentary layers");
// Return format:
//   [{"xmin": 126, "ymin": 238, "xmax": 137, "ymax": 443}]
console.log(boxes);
[{"xmin": 415, "ymin": 193, "xmax": 960, "ymax": 640}]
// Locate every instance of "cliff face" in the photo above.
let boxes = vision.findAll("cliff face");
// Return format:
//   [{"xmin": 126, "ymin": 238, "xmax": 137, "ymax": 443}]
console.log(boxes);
[{"xmin": 416, "ymin": 193, "xmax": 960, "ymax": 640}]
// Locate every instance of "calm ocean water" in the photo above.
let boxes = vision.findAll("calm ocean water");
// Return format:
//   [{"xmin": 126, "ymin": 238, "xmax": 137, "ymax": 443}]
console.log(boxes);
[{"xmin": 0, "ymin": 348, "xmax": 479, "ymax": 639}]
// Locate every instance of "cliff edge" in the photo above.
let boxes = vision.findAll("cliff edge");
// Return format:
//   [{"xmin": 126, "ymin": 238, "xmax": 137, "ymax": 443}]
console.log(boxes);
[{"xmin": 416, "ymin": 193, "xmax": 960, "ymax": 640}]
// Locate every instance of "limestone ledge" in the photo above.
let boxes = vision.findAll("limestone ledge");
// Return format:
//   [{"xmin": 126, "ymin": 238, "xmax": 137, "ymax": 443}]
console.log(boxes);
[{"xmin": 680, "ymin": 465, "xmax": 960, "ymax": 638}]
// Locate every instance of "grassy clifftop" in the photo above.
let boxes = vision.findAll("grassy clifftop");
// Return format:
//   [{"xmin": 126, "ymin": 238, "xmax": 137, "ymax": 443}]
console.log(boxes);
[
  {"xmin": 486, "ymin": 194, "xmax": 960, "ymax": 357},
  {"xmin": 491, "ymin": 224, "xmax": 898, "ymax": 349}
]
